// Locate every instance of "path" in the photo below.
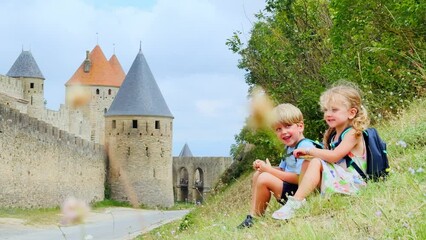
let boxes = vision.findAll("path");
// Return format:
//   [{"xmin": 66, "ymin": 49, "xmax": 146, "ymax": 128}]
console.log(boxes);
[{"xmin": 0, "ymin": 207, "xmax": 190, "ymax": 240}]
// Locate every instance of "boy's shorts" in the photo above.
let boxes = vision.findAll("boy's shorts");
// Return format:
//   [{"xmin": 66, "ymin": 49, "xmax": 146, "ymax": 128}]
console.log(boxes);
[{"xmin": 278, "ymin": 181, "xmax": 298, "ymax": 205}]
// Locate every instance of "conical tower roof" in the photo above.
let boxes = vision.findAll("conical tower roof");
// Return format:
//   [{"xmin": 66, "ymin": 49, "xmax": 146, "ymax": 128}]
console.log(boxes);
[
  {"xmin": 7, "ymin": 50, "xmax": 44, "ymax": 79},
  {"xmin": 66, "ymin": 45, "xmax": 125, "ymax": 87},
  {"xmin": 109, "ymin": 54, "xmax": 126, "ymax": 81},
  {"xmin": 179, "ymin": 143, "xmax": 193, "ymax": 157},
  {"xmin": 105, "ymin": 49, "xmax": 173, "ymax": 118}
]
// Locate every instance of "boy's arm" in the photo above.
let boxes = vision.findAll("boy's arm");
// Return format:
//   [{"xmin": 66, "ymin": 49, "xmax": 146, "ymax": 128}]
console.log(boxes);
[{"xmin": 257, "ymin": 160, "xmax": 299, "ymax": 184}]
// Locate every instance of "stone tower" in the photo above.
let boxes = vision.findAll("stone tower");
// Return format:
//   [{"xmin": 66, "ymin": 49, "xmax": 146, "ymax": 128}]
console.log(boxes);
[
  {"xmin": 6, "ymin": 50, "xmax": 45, "ymax": 118},
  {"xmin": 105, "ymin": 48, "xmax": 174, "ymax": 207},
  {"xmin": 65, "ymin": 45, "xmax": 125, "ymax": 144}
]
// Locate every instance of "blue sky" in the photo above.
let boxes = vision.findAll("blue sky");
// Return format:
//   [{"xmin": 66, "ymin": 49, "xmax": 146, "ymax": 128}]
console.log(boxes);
[{"xmin": 0, "ymin": 0, "xmax": 265, "ymax": 157}]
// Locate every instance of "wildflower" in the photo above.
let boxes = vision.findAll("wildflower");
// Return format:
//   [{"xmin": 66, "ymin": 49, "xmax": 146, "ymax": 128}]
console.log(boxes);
[
  {"xmin": 408, "ymin": 167, "xmax": 415, "ymax": 175},
  {"xmin": 396, "ymin": 140, "xmax": 407, "ymax": 148},
  {"xmin": 60, "ymin": 197, "xmax": 90, "ymax": 225},
  {"xmin": 416, "ymin": 167, "xmax": 424, "ymax": 173},
  {"xmin": 375, "ymin": 210, "xmax": 382, "ymax": 217}
]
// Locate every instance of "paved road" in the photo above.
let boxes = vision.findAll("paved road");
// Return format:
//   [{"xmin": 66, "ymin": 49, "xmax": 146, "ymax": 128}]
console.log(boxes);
[{"xmin": 0, "ymin": 208, "xmax": 190, "ymax": 240}]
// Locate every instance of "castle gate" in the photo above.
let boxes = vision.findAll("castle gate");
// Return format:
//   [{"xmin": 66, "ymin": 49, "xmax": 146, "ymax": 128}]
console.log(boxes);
[{"xmin": 172, "ymin": 156, "xmax": 232, "ymax": 203}]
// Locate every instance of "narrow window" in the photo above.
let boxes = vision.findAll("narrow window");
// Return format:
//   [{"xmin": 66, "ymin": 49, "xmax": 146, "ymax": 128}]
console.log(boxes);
[
  {"xmin": 132, "ymin": 120, "xmax": 138, "ymax": 129},
  {"xmin": 112, "ymin": 120, "xmax": 116, "ymax": 129},
  {"xmin": 42, "ymin": 84, "xmax": 43, "ymax": 90},
  {"xmin": 96, "ymin": 89, "xmax": 100, "ymax": 95},
  {"xmin": 30, "ymin": 83, "xmax": 34, "ymax": 89},
  {"xmin": 31, "ymin": 96, "xmax": 33, "ymax": 105},
  {"xmin": 155, "ymin": 120, "xmax": 160, "ymax": 129},
  {"xmin": 104, "ymin": 108, "xmax": 107, "ymax": 114},
  {"xmin": 108, "ymin": 89, "xmax": 112, "ymax": 95}
]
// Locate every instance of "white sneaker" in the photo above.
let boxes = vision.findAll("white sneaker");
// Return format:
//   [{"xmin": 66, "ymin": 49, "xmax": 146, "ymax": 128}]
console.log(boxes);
[{"xmin": 272, "ymin": 196, "xmax": 306, "ymax": 220}]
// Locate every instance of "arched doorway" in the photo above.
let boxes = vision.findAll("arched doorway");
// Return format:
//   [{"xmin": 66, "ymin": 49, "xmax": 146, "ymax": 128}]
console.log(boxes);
[
  {"xmin": 178, "ymin": 167, "xmax": 189, "ymax": 202},
  {"xmin": 193, "ymin": 168, "xmax": 204, "ymax": 204}
]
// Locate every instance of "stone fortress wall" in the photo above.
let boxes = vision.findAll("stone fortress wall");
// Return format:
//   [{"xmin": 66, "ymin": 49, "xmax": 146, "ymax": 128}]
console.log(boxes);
[
  {"xmin": 0, "ymin": 47, "xmax": 233, "ymax": 208},
  {"xmin": 0, "ymin": 103, "xmax": 105, "ymax": 208}
]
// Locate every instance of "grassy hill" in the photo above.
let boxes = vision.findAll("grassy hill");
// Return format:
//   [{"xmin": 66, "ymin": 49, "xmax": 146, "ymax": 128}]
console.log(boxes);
[{"xmin": 140, "ymin": 98, "xmax": 426, "ymax": 240}]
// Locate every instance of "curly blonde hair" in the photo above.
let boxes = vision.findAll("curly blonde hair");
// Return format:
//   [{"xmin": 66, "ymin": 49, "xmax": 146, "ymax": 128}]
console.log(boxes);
[{"xmin": 320, "ymin": 82, "xmax": 370, "ymax": 148}]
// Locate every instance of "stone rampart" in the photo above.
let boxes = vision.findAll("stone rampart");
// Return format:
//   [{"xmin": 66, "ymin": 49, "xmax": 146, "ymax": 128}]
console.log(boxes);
[
  {"xmin": 0, "ymin": 75, "xmax": 23, "ymax": 100},
  {"xmin": 0, "ymin": 103, "xmax": 106, "ymax": 208}
]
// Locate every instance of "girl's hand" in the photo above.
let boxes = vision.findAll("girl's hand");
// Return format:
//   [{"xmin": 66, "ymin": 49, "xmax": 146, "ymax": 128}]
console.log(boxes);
[{"xmin": 293, "ymin": 148, "xmax": 308, "ymax": 158}]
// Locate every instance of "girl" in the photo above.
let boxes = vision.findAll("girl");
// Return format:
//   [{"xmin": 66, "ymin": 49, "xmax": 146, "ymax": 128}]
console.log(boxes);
[{"xmin": 272, "ymin": 83, "xmax": 370, "ymax": 220}]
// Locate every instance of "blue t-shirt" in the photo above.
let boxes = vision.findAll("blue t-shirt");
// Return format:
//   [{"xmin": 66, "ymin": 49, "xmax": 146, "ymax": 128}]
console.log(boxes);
[{"xmin": 278, "ymin": 139, "xmax": 316, "ymax": 174}]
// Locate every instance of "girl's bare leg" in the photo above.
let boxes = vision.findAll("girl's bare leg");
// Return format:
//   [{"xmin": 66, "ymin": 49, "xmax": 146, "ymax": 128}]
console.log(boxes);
[
  {"xmin": 298, "ymin": 160, "xmax": 310, "ymax": 184},
  {"xmin": 294, "ymin": 158, "xmax": 322, "ymax": 200}
]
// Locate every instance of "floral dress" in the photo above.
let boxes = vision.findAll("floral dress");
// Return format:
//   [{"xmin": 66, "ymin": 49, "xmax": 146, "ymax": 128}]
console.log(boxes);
[{"xmin": 320, "ymin": 143, "xmax": 367, "ymax": 195}]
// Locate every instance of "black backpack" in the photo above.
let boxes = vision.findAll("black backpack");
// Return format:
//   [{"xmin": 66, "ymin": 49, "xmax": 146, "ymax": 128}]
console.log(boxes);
[{"xmin": 329, "ymin": 127, "xmax": 390, "ymax": 181}]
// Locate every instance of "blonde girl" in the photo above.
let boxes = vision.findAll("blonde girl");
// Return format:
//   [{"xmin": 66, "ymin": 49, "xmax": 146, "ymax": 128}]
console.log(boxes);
[{"xmin": 272, "ymin": 83, "xmax": 370, "ymax": 220}]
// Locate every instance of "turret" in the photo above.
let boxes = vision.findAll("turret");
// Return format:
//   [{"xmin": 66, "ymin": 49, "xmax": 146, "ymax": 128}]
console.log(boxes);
[
  {"xmin": 105, "ymin": 47, "xmax": 174, "ymax": 208},
  {"xmin": 6, "ymin": 50, "xmax": 45, "ymax": 118}
]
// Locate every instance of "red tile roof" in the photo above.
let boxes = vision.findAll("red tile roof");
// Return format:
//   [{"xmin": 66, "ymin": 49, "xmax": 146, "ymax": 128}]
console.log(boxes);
[{"xmin": 65, "ymin": 45, "xmax": 125, "ymax": 87}]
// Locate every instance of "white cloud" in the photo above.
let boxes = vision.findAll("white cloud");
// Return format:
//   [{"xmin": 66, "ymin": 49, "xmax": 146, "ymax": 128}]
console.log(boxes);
[{"xmin": 0, "ymin": 0, "xmax": 265, "ymax": 156}]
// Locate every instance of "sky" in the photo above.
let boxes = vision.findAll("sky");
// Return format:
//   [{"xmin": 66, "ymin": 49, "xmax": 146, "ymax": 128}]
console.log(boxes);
[{"xmin": 0, "ymin": 0, "xmax": 266, "ymax": 157}]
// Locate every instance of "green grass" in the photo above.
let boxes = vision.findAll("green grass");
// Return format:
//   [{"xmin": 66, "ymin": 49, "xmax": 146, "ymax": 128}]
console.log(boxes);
[
  {"xmin": 0, "ymin": 207, "xmax": 60, "ymax": 226},
  {"xmin": 139, "ymin": 98, "xmax": 426, "ymax": 240}
]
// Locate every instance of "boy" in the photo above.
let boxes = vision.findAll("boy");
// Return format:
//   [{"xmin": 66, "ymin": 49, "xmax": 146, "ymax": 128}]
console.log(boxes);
[{"xmin": 238, "ymin": 103, "xmax": 318, "ymax": 228}]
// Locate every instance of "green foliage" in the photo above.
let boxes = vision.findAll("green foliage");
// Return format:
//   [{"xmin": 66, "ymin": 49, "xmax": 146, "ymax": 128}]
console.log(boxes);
[
  {"xmin": 327, "ymin": 0, "xmax": 426, "ymax": 122},
  {"xmin": 226, "ymin": 0, "xmax": 426, "ymax": 177},
  {"xmin": 221, "ymin": 126, "xmax": 283, "ymax": 184}
]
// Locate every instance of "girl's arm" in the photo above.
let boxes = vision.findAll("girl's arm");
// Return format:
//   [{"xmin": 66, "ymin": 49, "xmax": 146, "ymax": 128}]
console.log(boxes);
[
  {"xmin": 257, "ymin": 159, "xmax": 299, "ymax": 184},
  {"xmin": 294, "ymin": 129, "xmax": 359, "ymax": 163}
]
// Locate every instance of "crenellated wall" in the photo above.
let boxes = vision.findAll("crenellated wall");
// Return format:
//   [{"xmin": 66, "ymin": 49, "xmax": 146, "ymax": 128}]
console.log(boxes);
[
  {"xmin": 0, "ymin": 75, "xmax": 24, "ymax": 100},
  {"xmin": 0, "ymin": 103, "xmax": 106, "ymax": 208}
]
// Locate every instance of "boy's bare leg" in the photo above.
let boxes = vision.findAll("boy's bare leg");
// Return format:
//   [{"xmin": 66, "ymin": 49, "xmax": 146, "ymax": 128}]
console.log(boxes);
[
  {"xmin": 294, "ymin": 158, "xmax": 322, "ymax": 200},
  {"xmin": 250, "ymin": 172, "xmax": 283, "ymax": 216}
]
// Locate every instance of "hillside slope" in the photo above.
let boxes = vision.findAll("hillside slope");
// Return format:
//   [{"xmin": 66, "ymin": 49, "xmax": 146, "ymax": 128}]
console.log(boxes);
[{"xmin": 141, "ymin": 98, "xmax": 426, "ymax": 240}]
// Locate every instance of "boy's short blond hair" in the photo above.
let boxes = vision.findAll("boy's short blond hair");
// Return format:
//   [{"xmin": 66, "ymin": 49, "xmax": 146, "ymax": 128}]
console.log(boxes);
[{"xmin": 270, "ymin": 103, "xmax": 304, "ymax": 127}]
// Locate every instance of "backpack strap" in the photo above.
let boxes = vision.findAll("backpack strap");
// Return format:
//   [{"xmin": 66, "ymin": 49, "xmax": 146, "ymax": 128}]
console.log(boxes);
[
  {"xmin": 328, "ymin": 126, "xmax": 352, "ymax": 149},
  {"xmin": 344, "ymin": 155, "xmax": 367, "ymax": 179},
  {"xmin": 328, "ymin": 127, "xmax": 368, "ymax": 179},
  {"xmin": 296, "ymin": 138, "xmax": 323, "ymax": 149}
]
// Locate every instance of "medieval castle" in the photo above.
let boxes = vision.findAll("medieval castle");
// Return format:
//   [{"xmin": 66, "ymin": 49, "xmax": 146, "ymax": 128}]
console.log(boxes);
[{"xmin": 0, "ymin": 45, "xmax": 232, "ymax": 208}]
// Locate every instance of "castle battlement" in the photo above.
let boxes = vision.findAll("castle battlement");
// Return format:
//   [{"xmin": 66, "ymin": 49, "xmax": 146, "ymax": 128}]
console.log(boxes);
[
  {"xmin": 0, "ymin": 103, "xmax": 104, "ymax": 156},
  {"xmin": 0, "ymin": 74, "xmax": 24, "ymax": 100},
  {"xmin": 105, "ymin": 116, "xmax": 173, "ymax": 138}
]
